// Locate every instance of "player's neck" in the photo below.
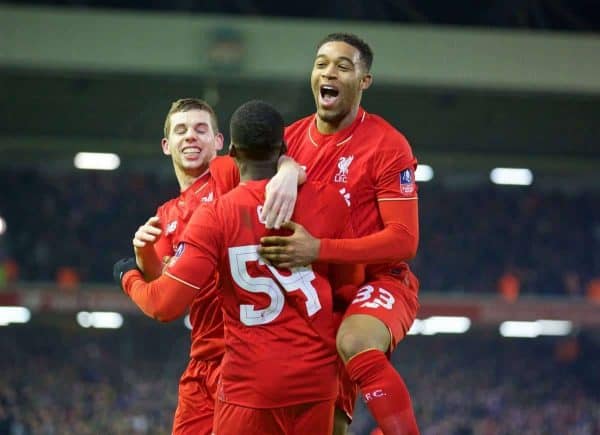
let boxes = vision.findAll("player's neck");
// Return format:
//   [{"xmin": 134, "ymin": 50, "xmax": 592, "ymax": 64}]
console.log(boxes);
[
  {"xmin": 174, "ymin": 165, "xmax": 209, "ymax": 192},
  {"xmin": 316, "ymin": 105, "xmax": 359, "ymax": 134},
  {"xmin": 238, "ymin": 161, "xmax": 278, "ymax": 182}
]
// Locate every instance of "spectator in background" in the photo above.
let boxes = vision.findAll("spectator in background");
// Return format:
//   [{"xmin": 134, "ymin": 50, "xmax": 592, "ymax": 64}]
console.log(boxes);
[
  {"xmin": 586, "ymin": 277, "xmax": 600, "ymax": 304},
  {"xmin": 497, "ymin": 269, "xmax": 520, "ymax": 302}
]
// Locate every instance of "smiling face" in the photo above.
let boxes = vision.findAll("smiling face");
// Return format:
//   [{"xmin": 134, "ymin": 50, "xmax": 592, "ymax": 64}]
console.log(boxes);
[
  {"xmin": 311, "ymin": 40, "xmax": 372, "ymax": 133},
  {"xmin": 161, "ymin": 109, "xmax": 223, "ymax": 182}
]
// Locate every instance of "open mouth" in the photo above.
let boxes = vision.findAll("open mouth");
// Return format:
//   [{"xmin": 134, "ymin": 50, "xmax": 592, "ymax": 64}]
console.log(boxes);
[
  {"xmin": 320, "ymin": 85, "xmax": 340, "ymax": 101},
  {"xmin": 182, "ymin": 147, "xmax": 202, "ymax": 155}
]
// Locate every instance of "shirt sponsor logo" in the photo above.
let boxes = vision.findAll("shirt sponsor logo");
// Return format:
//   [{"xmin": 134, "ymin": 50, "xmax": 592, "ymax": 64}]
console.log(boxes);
[
  {"xmin": 334, "ymin": 155, "xmax": 354, "ymax": 183},
  {"xmin": 400, "ymin": 168, "xmax": 415, "ymax": 195},
  {"xmin": 166, "ymin": 220, "xmax": 178, "ymax": 235},
  {"xmin": 339, "ymin": 188, "xmax": 351, "ymax": 207},
  {"xmin": 168, "ymin": 242, "xmax": 186, "ymax": 268},
  {"xmin": 201, "ymin": 191, "xmax": 214, "ymax": 203}
]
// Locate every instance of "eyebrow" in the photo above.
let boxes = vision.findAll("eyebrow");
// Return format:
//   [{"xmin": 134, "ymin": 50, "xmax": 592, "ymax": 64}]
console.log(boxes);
[
  {"xmin": 315, "ymin": 54, "xmax": 356, "ymax": 65},
  {"xmin": 173, "ymin": 121, "xmax": 209, "ymax": 129}
]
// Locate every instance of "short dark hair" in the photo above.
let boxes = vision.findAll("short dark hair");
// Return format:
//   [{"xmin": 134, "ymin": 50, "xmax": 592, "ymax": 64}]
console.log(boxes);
[
  {"xmin": 229, "ymin": 100, "xmax": 284, "ymax": 157},
  {"xmin": 164, "ymin": 98, "xmax": 219, "ymax": 137},
  {"xmin": 317, "ymin": 33, "xmax": 373, "ymax": 71}
]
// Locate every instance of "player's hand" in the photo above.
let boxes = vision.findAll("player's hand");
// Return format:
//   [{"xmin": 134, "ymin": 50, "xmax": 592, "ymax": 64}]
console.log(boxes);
[
  {"xmin": 113, "ymin": 257, "xmax": 139, "ymax": 290},
  {"xmin": 261, "ymin": 158, "xmax": 300, "ymax": 229},
  {"xmin": 133, "ymin": 216, "xmax": 162, "ymax": 249},
  {"xmin": 258, "ymin": 221, "xmax": 320, "ymax": 268}
]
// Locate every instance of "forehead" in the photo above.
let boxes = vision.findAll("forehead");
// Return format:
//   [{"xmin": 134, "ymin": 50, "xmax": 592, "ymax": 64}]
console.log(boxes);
[
  {"xmin": 169, "ymin": 109, "xmax": 213, "ymax": 128},
  {"xmin": 315, "ymin": 41, "xmax": 362, "ymax": 63}
]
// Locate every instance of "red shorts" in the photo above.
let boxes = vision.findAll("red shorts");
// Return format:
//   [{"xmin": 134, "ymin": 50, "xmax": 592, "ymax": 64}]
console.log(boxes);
[
  {"xmin": 334, "ymin": 268, "xmax": 420, "ymax": 420},
  {"xmin": 345, "ymin": 269, "xmax": 419, "ymax": 351},
  {"xmin": 214, "ymin": 400, "xmax": 334, "ymax": 435},
  {"xmin": 172, "ymin": 358, "xmax": 221, "ymax": 435}
]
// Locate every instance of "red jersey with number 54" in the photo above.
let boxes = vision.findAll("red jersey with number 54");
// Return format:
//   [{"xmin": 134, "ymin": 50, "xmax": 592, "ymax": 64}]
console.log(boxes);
[{"xmin": 168, "ymin": 180, "xmax": 354, "ymax": 408}]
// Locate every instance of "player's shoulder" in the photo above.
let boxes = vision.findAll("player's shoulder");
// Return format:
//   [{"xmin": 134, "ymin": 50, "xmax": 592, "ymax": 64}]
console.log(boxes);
[
  {"xmin": 156, "ymin": 195, "xmax": 180, "ymax": 217},
  {"xmin": 209, "ymin": 155, "xmax": 236, "ymax": 172},
  {"xmin": 364, "ymin": 112, "xmax": 411, "ymax": 149}
]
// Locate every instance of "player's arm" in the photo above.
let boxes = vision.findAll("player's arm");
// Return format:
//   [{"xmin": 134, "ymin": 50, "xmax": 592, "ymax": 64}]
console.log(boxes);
[
  {"xmin": 116, "ymin": 204, "xmax": 223, "ymax": 322},
  {"xmin": 132, "ymin": 215, "xmax": 166, "ymax": 280},
  {"xmin": 115, "ymin": 245, "xmax": 216, "ymax": 322},
  {"xmin": 261, "ymin": 154, "xmax": 306, "ymax": 229},
  {"xmin": 258, "ymin": 200, "xmax": 417, "ymax": 267},
  {"xmin": 319, "ymin": 198, "xmax": 418, "ymax": 264}
]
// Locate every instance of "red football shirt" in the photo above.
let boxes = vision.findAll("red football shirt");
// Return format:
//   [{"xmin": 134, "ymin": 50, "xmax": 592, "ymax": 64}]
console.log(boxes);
[
  {"xmin": 153, "ymin": 155, "xmax": 239, "ymax": 360},
  {"xmin": 166, "ymin": 180, "xmax": 355, "ymax": 408},
  {"xmin": 284, "ymin": 107, "xmax": 418, "ymax": 270}
]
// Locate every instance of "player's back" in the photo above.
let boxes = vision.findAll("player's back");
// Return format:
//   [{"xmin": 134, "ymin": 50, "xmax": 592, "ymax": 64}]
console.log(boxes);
[{"xmin": 210, "ymin": 179, "xmax": 351, "ymax": 408}]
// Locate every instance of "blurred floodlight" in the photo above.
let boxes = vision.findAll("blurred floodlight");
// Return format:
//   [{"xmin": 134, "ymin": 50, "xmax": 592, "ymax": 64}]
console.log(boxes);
[
  {"xmin": 74, "ymin": 152, "xmax": 120, "ymax": 170},
  {"xmin": 407, "ymin": 319, "xmax": 423, "ymax": 335},
  {"xmin": 490, "ymin": 167, "xmax": 533, "ymax": 186},
  {"xmin": 500, "ymin": 321, "xmax": 539, "ymax": 337},
  {"xmin": 499, "ymin": 320, "xmax": 572, "ymax": 338},
  {"xmin": 0, "ymin": 306, "xmax": 31, "ymax": 326},
  {"xmin": 415, "ymin": 164, "xmax": 434, "ymax": 182},
  {"xmin": 184, "ymin": 314, "xmax": 192, "ymax": 330},
  {"xmin": 420, "ymin": 316, "xmax": 471, "ymax": 335},
  {"xmin": 77, "ymin": 311, "xmax": 123, "ymax": 329},
  {"xmin": 537, "ymin": 319, "xmax": 572, "ymax": 336},
  {"xmin": 0, "ymin": 216, "xmax": 6, "ymax": 235},
  {"xmin": 77, "ymin": 311, "xmax": 92, "ymax": 328}
]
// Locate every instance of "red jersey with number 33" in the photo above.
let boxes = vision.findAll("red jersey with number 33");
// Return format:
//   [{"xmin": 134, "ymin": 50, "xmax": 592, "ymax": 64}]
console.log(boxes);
[
  {"xmin": 284, "ymin": 107, "xmax": 418, "ymax": 244},
  {"xmin": 166, "ymin": 180, "xmax": 353, "ymax": 408}
]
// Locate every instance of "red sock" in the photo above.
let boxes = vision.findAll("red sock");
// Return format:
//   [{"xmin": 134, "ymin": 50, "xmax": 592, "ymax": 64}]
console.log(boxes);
[{"xmin": 345, "ymin": 349, "xmax": 419, "ymax": 435}]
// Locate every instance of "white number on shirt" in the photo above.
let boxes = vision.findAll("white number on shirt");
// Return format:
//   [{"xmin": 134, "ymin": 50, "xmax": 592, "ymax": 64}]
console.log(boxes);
[
  {"xmin": 229, "ymin": 245, "xmax": 322, "ymax": 326},
  {"xmin": 352, "ymin": 285, "xmax": 396, "ymax": 310}
]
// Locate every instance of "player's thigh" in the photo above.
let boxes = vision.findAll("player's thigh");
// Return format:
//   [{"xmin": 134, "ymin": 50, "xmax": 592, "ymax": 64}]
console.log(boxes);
[
  {"xmin": 293, "ymin": 400, "xmax": 335, "ymax": 435},
  {"xmin": 214, "ymin": 401, "xmax": 285, "ymax": 435},
  {"xmin": 340, "ymin": 274, "xmax": 419, "ymax": 354}
]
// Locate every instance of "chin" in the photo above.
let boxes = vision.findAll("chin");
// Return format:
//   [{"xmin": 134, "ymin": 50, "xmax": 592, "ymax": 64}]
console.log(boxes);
[{"xmin": 317, "ymin": 107, "xmax": 343, "ymax": 124}]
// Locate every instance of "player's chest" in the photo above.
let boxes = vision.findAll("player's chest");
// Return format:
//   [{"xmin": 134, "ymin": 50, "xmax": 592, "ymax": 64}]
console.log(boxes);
[
  {"xmin": 293, "ymin": 144, "xmax": 375, "ymax": 200},
  {"xmin": 164, "ymin": 185, "xmax": 218, "ymax": 246}
]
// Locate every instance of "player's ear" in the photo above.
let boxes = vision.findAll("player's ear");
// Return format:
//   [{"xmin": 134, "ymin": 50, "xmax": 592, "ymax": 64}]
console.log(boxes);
[
  {"xmin": 214, "ymin": 132, "xmax": 225, "ymax": 152},
  {"xmin": 161, "ymin": 138, "xmax": 171, "ymax": 156},
  {"xmin": 360, "ymin": 73, "xmax": 373, "ymax": 91}
]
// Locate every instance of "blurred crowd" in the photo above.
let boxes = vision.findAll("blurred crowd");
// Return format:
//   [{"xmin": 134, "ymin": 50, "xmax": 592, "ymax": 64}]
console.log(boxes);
[
  {"xmin": 0, "ymin": 169, "xmax": 599, "ymax": 296},
  {"xmin": 1, "ymin": 319, "xmax": 599, "ymax": 435}
]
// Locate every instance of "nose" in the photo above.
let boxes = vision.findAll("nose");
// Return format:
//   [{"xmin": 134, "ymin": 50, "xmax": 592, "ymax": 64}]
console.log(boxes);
[
  {"xmin": 184, "ymin": 128, "xmax": 197, "ymax": 141},
  {"xmin": 321, "ymin": 64, "xmax": 337, "ymax": 79}
]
